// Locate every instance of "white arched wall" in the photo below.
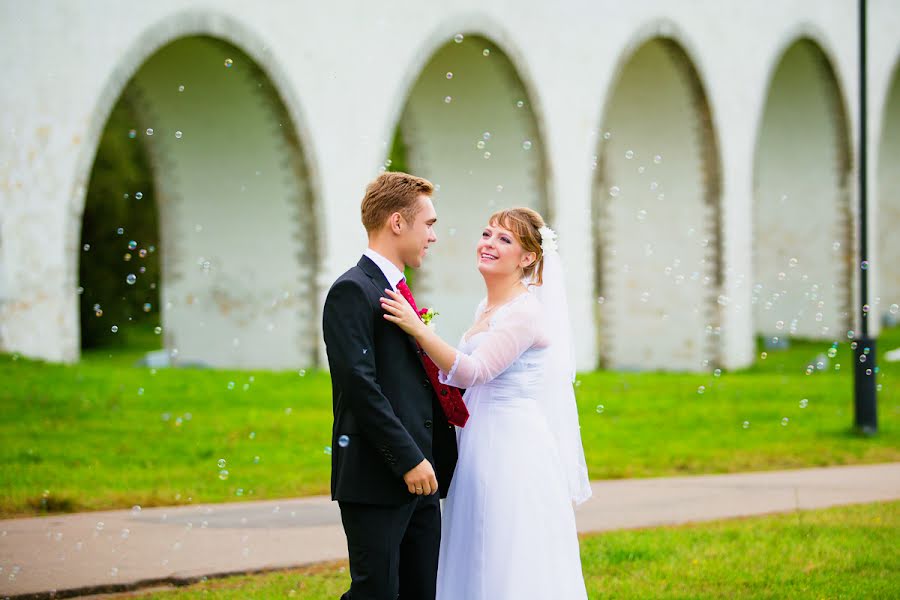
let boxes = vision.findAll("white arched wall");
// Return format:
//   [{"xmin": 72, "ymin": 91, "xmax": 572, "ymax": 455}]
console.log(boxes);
[
  {"xmin": 395, "ymin": 34, "xmax": 548, "ymax": 346},
  {"xmin": 0, "ymin": 8, "xmax": 325, "ymax": 366},
  {"xmin": 594, "ymin": 38, "xmax": 722, "ymax": 372},
  {"xmin": 753, "ymin": 39, "xmax": 852, "ymax": 341},
  {"xmin": 1, "ymin": 0, "xmax": 897, "ymax": 372},
  {"xmin": 878, "ymin": 61, "xmax": 900, "ymax": 324},
  {"xmin": 105, "ymin": 36, "xmax": 319, "ymax": 368}
]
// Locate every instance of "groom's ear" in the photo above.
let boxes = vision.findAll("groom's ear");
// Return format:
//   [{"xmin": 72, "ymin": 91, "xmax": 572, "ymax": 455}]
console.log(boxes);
[{"xmin": 388, "ymin": 211, "xmax": 404, "ymax": 235}]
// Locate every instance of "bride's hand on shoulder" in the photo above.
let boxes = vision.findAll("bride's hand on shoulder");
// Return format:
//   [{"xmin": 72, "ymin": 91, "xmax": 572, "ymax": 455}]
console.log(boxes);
[{"xmin": 381, "ymin": 289, "xmax": 426, "ymax": 337}]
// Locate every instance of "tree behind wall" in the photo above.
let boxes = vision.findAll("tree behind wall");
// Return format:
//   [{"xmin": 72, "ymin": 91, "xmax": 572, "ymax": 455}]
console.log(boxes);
[{"xmin": 79, "ymin": 94, "xmax": 161, "ymax": 349}]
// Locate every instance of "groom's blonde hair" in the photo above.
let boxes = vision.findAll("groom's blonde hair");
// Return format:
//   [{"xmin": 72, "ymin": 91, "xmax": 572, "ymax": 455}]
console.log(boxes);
[
  {"xmin": 489, "ymin": 207, "xmax": 546, "ymax": 286},
  {"xmin": 361, "ymin": 171, "xmax": 434, "ymax": 233}
]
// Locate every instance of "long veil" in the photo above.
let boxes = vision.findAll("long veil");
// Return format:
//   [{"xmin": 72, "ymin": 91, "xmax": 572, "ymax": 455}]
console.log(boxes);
[{"xmin": 530, "ymin": 249, "xmax": 592, "ymax": 505}]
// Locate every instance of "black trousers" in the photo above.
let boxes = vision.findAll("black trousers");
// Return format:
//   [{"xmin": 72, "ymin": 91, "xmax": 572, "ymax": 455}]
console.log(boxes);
[{"xmin": 339, "ymin": 494, "xmax": 441, "ymax": 600}]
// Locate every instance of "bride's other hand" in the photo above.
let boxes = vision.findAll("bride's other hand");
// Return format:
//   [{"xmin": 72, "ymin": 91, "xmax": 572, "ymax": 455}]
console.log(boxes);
[{"xmin": 381, "ymin": 289, "xmax": 426, "ymax": 337}]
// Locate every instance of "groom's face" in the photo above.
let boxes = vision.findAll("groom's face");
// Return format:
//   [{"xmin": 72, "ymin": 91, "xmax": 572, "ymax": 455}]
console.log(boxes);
[{"xmin": 397, "ymin": 194, "xmax": 438, "ymax": 269}]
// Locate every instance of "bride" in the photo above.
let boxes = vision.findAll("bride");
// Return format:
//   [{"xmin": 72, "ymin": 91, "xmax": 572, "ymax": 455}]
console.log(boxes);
[{"xmin": 381, "ymin": 207, "xmax": 592, "ymax": 599}]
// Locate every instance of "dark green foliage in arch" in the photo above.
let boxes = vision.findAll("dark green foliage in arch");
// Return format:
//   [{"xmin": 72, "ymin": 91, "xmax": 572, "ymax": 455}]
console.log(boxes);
[
  {"xmin": 79, "ymin": 95, "xmax": 161, "ymax": 349},
  {"xmin": 386, "ymin": 127, "xmax": 418, "ymax": 288}
]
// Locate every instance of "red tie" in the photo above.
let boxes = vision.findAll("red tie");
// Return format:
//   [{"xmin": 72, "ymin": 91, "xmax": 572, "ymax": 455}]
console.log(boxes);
[{"xmin": 396, "ymin": 280, "xmax": 469, "ymax": 428}]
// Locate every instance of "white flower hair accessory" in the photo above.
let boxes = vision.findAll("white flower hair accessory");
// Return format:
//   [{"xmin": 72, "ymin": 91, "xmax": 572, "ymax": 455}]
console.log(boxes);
[{"xmin": 539, "ymin": 225, "xmax": 558, "ymax": 255}]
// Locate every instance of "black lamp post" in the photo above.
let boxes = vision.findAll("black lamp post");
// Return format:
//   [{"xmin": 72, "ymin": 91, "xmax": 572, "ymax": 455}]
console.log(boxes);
[{"xmin": 853, "ymin": 0, "xmax": 878, "ymax": 435}]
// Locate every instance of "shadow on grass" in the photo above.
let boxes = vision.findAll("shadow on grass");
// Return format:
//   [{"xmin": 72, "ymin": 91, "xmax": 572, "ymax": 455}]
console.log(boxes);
[{"xmin": 27, "ymin": 494, "xmax": 78, "ymax": 513}]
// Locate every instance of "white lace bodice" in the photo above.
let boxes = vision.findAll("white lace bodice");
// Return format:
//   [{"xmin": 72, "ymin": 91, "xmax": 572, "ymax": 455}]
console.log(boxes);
[{"xmin": 438, "ymin": 291, "xmax": 549, "ymax": 395}]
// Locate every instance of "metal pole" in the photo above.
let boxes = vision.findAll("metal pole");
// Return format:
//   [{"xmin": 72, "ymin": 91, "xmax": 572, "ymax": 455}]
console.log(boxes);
[{"xmin": 854, "ymin": 0, "xmax": 878, "ymax": 435}]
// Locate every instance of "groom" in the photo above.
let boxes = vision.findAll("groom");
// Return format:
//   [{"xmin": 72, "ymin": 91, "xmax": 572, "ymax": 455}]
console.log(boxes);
[{"xmin": 322, "ymin": 171, "xmax": 462, "ymax": 599}]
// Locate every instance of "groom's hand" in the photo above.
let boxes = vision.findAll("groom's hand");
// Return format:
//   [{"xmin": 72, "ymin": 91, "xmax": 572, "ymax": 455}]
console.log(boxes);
[{"xmin": 403, "ymin": 458, "xmax": 438, "ymax": 495}]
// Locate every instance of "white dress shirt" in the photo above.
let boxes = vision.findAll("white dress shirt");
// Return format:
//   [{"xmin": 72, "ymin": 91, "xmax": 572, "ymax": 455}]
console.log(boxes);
[{"xmin": 363, "ymin": 248, "xmax": 405, "ymax": 292}]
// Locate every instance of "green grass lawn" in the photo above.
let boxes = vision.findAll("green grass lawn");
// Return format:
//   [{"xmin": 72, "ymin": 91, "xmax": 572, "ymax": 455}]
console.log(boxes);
[
  {"xmin": 1, "ymin": 327, "xmax": 899, "ymax": 517},
  {"xmin": 123, "ymin": 501, "xmax": 900, "ymax": 599}
]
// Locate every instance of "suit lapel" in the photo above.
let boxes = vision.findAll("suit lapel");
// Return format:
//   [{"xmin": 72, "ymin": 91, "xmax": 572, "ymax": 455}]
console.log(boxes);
[
  {"xmin": 358, "ymin": 255, "xmax": 391, "ymax": 292},
  {"xmin": 358, "ymin": 256, "xmax": 422, "ymax": 357}
]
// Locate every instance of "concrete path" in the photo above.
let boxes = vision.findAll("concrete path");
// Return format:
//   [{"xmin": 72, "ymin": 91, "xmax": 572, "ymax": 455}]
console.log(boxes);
[{"xmin": 2, "ymin": 462, "xmax": 899, "ymax": 599}]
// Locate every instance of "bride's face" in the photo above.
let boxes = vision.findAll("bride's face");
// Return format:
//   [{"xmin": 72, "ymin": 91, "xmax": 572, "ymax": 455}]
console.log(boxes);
[{"xmin": 476, "ymin": 222, "xmax": 535, "ymax": 277}]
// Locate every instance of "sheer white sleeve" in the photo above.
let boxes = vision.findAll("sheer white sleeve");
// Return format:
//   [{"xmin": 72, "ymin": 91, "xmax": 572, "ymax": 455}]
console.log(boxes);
[{"xmin": 439, "ymin": 298, "xmax": 542, "ymax": 389}]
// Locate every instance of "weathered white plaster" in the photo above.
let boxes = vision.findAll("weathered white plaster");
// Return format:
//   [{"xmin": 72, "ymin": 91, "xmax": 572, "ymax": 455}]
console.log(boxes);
[{"xmin": 0, "ymin": 0, "xmax": 896, "ymax": 371}]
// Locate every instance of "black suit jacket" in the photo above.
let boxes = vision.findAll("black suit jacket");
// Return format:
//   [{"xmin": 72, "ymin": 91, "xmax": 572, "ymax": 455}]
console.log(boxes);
[{"xmin": 323, "ymin": 255, "xmax": 458, "ymax": 505}]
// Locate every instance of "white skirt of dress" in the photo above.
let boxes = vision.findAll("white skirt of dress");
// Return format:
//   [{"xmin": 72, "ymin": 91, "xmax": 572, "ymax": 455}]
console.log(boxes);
[{"xmin": 436, "ymin": 388, "xmax": 588, "ymax": 600}]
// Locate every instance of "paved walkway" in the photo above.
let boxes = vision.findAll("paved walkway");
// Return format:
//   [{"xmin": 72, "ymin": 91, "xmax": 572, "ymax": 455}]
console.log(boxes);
[{"xmin": 2, "ymin": 462, "xmax": 899, "ymax": 599}]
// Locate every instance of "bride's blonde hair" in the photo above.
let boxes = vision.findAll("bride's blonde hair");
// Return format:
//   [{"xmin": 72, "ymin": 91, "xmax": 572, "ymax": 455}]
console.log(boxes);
[{"xmin": 488, "ymin": 207, "xmax": 546, "ymax": 286}]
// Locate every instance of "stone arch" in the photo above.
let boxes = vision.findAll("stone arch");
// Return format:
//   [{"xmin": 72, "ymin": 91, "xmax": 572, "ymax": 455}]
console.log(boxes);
[
  {"xmin": 77, "ymin": 30, "xmax": 319, "ymax": 368},
  {"xmin": 878, "ymin": 58, "xmax": 900, "ymax": 325},
  {"xmin": 593, "ymin": 37, "xmax": 723, "ymax": 371},
  {"xmin": 752, "ymin": 38, "xmax": 852, "ymax": 341},
  {"xmin": 392, "ymin": 32, "xmax": 550, "ymax": 346}
]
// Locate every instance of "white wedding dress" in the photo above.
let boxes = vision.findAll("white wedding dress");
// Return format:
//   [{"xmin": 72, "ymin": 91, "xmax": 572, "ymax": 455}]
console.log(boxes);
[{"xmin": 435, "ymin": 290, "xmax": 588, "ymax": 599}]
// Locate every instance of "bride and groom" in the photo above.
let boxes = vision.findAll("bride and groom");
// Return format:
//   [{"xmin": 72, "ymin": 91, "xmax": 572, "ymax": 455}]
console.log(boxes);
[{"xmin": 322, "ymin": 171, "xmax": 592, "ymax": 599}]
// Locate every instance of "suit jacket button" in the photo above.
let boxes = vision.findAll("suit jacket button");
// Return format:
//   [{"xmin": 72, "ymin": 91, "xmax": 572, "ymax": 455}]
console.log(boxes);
[
  {"xmin": 424, "ymin": 420, "xmax": 433, "ymax": 428},
  {"xmin": 440, "ymin": 389, "xmax": 448, "ymax": 396}
]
